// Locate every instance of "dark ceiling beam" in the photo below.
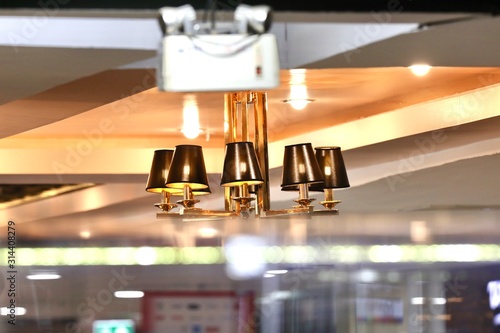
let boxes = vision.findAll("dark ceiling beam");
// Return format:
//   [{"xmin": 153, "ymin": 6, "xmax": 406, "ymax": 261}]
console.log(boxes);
[{"xmin": 0, "ymin": 0, "xmax": 499, "ymax": 14}]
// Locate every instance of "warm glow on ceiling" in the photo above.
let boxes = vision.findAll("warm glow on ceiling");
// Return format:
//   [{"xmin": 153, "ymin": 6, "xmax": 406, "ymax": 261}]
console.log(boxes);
[{"xmin": 409, "ymin": 64, "xmax": 431, "ymax": 76}]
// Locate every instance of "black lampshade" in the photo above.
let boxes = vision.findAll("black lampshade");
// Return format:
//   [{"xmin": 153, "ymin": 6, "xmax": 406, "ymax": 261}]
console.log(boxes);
[
  {"xmin": 166, "ymin": 145, "xmax": 210, "ymax": 190},
  {"xmin": 310, "ymin": 146, "xmax": 350, "ymax": 191},
  {"xmin": 220, "ymin": 142, "xmax": 264, "ymax": 187},
  {"xmin": 145, "ymin": 149, "xmax": 179, "ymax": 193},
  {"xmin": 281, "ymin": 143, "xmax": 323, "ymax": 188}
]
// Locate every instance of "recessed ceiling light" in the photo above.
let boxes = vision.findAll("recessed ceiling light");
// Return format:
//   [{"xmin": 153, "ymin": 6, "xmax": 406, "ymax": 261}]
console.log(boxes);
[
  {"xmin": 79, "ymin": 230, "xmax": 91, "ymax": 239},
  {"xmin": 409, "ymin": 64, "xmax": 431, "ymax": 76},
  {"xmin": 282, "ymin": 84, "xmax": 315, "ymax": 110},
  {"xmin": 114, "ymin": 290, "xmax": 144, "ymax": 298},
  {"xmin": 357, "ymin": 269, "xmax": 378, "ymax": 283},
  {"xmin": 282, "ymin": 98, "xmax": 315, "ymax": 110},
  {"xmin": 265, "ymin": 269, "xmax": 288, "ymax": 275},
  {"xmin": 26, "ymin": 273, "xmax": 61, "ymax": 280},
  {"xmin": 198, "ymin": 227, "xmax": 218, "ymax": 238}
]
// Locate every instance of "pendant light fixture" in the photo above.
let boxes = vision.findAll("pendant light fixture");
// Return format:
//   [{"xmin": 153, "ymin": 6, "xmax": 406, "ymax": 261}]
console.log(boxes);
[
  {"xmin": 220, "ymin": 141, "xmax": 264, "ymax": 213},
  {"xmin": 310, "ymin": 146, "xmax": 350, "ymax": 210},
  {"xmin": 146, "ymin": 92, "xmax": 350, "ymax": 219},
  {"xmin": 147, "ymin": 5, "xmax": 348, "ymax": 219}
]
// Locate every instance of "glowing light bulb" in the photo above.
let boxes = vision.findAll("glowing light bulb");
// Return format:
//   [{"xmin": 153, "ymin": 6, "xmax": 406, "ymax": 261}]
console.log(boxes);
[
  {"xmin": 289, "ymin": 68, "xmax": 306, "ymax": 85},
  {"xmin": 283, "ymin": 84, "xmax": 314, "ymax": 110},
  {"xmin": 80, "ymin": 230, "xmax": 91, "ymax": 239},
  {"xmin": 198, "ymin": 227, "xmax": 218, "ymax": 238},
  {"xmin": 181, "ymin": 94, "xmax": 202, "ymax": 139},
  {"xmin": 288, "ymin": 99, "xmax": 310, "ymax": 110},
  {"xmin": 182, "ymin": 126, "xmax": 202, "ymax": 139},
  {"xmin": 409, "ymin": 64, "xmax": 431, "ymax": 76}
]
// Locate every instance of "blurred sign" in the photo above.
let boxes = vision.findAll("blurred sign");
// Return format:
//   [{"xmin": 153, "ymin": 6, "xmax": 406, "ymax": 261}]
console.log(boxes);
[
  {"xmin": 356, "ymin": 298, "xmax": 403, "ymax": 323},
  {"xmin": 141, "ymin": 291, "xmax": 254, "ymax": 333}
]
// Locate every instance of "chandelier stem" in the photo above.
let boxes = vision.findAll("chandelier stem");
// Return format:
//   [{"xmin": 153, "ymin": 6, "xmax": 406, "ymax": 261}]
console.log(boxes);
[{"xmin": 324, "ymin": 188, "xmax": 333, "ymax": 202}]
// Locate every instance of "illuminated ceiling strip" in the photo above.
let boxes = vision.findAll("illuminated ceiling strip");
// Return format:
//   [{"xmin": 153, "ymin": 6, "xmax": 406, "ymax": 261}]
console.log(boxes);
[{"xmin": 3, "ymin": 244, "xmax": 500, "ymax": 266}]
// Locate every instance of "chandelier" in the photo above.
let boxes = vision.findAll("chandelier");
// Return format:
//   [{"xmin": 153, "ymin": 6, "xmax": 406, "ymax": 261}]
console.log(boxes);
[
  {"xmin": 145, "ymin": 5, "xmax": 349, "ymax": 219},
  {"xmin": 146, "ymin": 92, "xmax": 350, "ymax": 219}
]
